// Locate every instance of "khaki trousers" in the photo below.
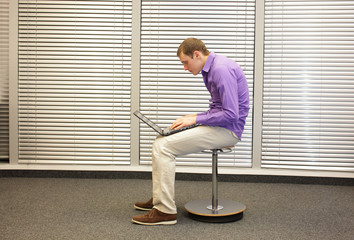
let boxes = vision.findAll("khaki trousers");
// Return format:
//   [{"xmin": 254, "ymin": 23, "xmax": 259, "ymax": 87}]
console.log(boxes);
[{"xmin": 151, "ymin": 125, "xmax": 239, "ymax": 214}]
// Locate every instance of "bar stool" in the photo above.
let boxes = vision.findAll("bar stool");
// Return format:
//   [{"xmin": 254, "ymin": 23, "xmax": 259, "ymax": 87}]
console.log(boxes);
[{"xmin": 184, "ymin": 147, "xmax": 246, "ymax": 223}]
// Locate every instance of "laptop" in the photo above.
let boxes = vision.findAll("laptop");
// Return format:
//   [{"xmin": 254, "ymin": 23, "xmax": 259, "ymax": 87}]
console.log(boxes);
[{"xmin": 133, "ymin": 110, "xmax": 201, "ymax": 136}]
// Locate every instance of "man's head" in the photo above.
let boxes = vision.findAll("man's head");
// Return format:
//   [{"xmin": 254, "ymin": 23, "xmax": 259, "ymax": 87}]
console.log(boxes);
[
  {"xmin": 177, "ymin": 38, "xmax": 210, "ymax": 58},
  {"xmin": 177, "ymin": 38, "xmax": 210, "ymax": 75}
]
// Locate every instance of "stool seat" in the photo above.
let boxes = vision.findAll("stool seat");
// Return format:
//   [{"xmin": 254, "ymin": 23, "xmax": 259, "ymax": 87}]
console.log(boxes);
[
  {"xmin": 202, "ymin": 146, "xmax": 233, "ymax": 153},
  {"xmin": 185, "ymin": 147, "xmax": 246, "ymax": 223}
]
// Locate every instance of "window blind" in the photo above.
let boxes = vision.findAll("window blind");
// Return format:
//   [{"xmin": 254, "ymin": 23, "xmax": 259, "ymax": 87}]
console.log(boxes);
[
  {"xmin": 140, "ymin": 0, "xmax": 255, "ymax": 167},
  {"xmin": 0, "ymin": 0, "xmax": 9, "ymax": 161},
  {"xmin": 263, "ymin": 0, "xmax": 354, "ymax": 171},
  {"xmin": 18, "ymin": 0, "xmax": 132, "ymax": 164}
]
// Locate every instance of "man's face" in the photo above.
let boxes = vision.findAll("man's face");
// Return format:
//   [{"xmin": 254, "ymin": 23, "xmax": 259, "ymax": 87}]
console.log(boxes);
[{"xmin": 179, "ymin": 51, "xmax": 203, "ymax": 75}]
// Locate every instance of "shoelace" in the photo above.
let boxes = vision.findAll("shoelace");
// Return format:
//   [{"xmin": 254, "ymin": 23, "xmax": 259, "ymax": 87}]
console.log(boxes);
[{"xmin": 145, "ymin": 209, "xmax": 157, "ymax": 217}]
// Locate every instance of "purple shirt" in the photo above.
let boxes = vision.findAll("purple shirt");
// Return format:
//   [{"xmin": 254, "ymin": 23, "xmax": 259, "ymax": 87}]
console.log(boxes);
[{"xmin": 196, "ymin": 52, "xmax": 249, "ymax": 140}]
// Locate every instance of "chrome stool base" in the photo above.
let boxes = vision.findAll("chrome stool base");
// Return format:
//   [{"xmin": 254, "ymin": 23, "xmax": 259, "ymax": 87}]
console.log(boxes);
[
  {"xmin": 207, "ymin": 204, "xmax": 223, "ymax": 211},
  {"xmin": 185, "ymin": 199, "xmax": 245, "ymax": 223}
]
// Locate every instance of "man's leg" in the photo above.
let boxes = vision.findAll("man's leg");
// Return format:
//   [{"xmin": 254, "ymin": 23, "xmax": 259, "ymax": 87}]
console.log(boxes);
[{"xmin": 152, "ymin": 126, "xmax": 239, "ymax": 214}]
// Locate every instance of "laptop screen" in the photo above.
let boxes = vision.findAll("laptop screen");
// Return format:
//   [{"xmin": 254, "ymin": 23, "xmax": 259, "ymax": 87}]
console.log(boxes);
[{"xmin": 133, "ymin": 111, "xmax": 163, "ymax": 134}]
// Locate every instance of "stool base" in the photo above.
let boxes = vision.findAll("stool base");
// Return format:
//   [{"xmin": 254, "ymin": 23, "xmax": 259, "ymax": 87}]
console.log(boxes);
[{"xmin": 185, "ymin": 199, "xmax": 246, "ymax": 223}]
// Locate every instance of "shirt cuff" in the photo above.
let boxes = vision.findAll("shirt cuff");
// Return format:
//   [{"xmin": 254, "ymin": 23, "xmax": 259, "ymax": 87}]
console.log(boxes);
[{"xmin": 196, "ymin": 113, "xmax": 207, "ymax": 124}]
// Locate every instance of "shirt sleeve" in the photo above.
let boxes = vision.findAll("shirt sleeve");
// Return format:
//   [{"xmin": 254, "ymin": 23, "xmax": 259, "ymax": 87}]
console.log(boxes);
[{"xmin": 196, "ymin": 65, "xmax": 239, "ymax": 127}]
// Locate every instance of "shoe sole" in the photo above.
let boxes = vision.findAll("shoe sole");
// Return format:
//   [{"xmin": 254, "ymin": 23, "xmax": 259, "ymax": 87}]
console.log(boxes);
[
  {"xmin": 134, "ymin": 205, "xmax": 153, "ymax": 211},
  {"xmin": 132, "ymin": 219, "xmax": 177, "ymax": 226}
]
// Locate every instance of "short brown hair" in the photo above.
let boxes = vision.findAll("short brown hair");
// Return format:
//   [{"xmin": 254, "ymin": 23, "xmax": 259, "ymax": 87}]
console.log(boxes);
[{"xmin": 177, "ymin": 38, "xmax": 210, "ymax": 58}]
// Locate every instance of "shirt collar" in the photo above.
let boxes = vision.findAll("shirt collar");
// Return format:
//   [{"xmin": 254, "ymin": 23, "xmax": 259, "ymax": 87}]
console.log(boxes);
[{"xmin": 201, "ymin": 51, "xmax": 215, "ymax": 75}]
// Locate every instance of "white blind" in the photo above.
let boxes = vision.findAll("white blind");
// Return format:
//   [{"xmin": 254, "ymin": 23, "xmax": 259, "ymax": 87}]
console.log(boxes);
[
  {"xmin": 263, "ymin": 0, "xmax": 354, "ymax": 171},
  {"xmin": 18, "ymin": 0, "xmax": 132, "ymax": 164},
  {"xmin": 0, "ymin": 0, "xmax": 9, "ymax": 161},
  {"xmin": 140, "ymin": 0, "xmax": 255, "ymax": 167}
]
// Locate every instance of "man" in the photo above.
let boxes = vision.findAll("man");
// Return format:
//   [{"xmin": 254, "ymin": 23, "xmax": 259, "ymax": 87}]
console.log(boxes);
[{"xmin": 132, "ymin": 38, "xmax": 249, "ymax": 225}]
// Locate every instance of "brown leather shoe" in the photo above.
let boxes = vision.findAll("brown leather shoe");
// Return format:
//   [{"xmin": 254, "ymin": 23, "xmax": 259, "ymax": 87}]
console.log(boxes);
[
  {"xmin": 134, "ymin": 198, "xmax": 153, "ymax": 211},
  {"xmin": 132, "ymin": 208, "xmax": 177, "ymax": 225}
]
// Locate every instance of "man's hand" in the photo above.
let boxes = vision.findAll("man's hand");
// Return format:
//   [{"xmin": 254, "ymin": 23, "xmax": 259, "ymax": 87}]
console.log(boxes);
[{"xmin": 170, "ymin": 114, "xmax": 197, "ymax": 130}]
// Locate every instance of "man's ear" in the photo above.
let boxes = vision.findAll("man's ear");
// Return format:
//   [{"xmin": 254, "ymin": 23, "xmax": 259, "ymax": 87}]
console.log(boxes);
[{"xmin": 193, "ymin": 50, "xmax": 202, "ymax": 59}]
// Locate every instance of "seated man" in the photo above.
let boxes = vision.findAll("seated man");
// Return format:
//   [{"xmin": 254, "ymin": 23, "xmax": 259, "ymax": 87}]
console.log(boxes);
[{"xmin": 132, "ymin": 38, "xmax": 249, "ymax": 225}]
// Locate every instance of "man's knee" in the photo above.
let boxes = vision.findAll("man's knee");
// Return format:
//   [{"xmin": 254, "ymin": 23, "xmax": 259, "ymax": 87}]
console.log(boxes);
[{"xmin": 152, "ymin": 136, "xmax": 169, "ymax": 155}]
